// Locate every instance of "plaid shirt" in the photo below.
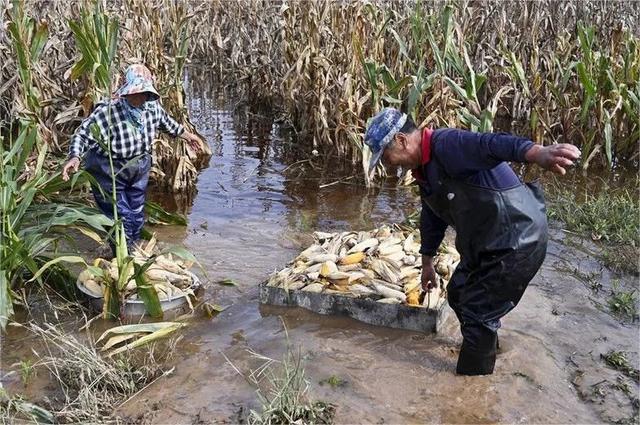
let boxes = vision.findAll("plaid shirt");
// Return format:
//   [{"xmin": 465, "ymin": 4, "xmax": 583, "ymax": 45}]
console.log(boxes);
[{"xmin": 69, "ymin": 99, "xmax": 184, "ymax": 159}]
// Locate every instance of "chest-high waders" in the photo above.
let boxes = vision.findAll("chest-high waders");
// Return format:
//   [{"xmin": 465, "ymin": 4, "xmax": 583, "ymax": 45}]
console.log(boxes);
[
  {"xmin": 84, "ymin": 149, "xmax": 152, "ymax": 252},
  {"xmin": 419, "ymin": 160, "xmax": 548, "ymax": 375}
]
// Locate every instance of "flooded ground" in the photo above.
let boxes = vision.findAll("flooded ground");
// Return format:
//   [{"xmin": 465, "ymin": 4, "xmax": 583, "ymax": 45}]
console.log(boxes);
[{"xmin": 2, "ymin": 71, "xmax": 639, "ymax": 424}]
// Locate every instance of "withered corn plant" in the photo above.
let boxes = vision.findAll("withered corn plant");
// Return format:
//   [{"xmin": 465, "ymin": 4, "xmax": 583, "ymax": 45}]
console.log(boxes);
[
  {"xmin": 195, "ymin": 0, "xmax": 639, "ymax": 171},
  {"xmin": 2, "ymin": 0, "xmax": 638, "ymax": 175}
]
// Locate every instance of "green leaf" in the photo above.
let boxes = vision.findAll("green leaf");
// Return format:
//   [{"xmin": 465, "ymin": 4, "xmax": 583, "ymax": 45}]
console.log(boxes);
[
  {"xmin": 509, "ymin": 52, "xmax": 530, "ymax": 97},
  {"xmin": 407, "ymin": 82, "xmax": 422, "ymax": 119},
  {"xmin": 203, "ymin": 302, "xmax": 227, "ymax": 318},
  {"xmin": 443, "ymin": 77, "xmax": 468, "ymax": 101},
  {"xmin": 0, "ymin": 272, "xmax": 14, "ymax": 331},
  {"xmin": 69, "ymin": 60, "xmax": 90, "ymax": 81},
  {"xmin": 86, "ymin": 266, "xmax": 105, "ymax": 278},
  {"xmin": 378, "ymin": 65, "xmax": 397, "ymax": 91},
  {"xmin": 381, "ymin": 95, "xmax": 403, "ymax": 105},
  {"xmin": 28, "ymin": 256, "xmax": 86, "ymax": 282},
  {"xmin": 114, "ymin": 223, "xmax": 129, "ymax": 261},
  {"xmin": 159, "ymin": 245, "xmax": 197, "ymax": 263},
  {"xmin": 16, "ymin": 124, "xmax": 37, "ymax": 173},
  {"xmin": 116, "ymin": 257, "xmax": 134, "ymax": 291},
  {"xmin": 216, "ymin": 278, "xmax": 238, "ymax": 287},
  {"xmin": 133, "ymin": 263, "xmax": 163, "ymax": 318},
  {"xmin": 29, "ymin": 20, "xmax": 48, "ymax": 61},
  {"xmin": 144, "ymin": 201, "xmax": 187, "ymax": 226},
  {"xmin": 388, "ymin": 28, "xmax": 410, "ymax": 61},
  {"xmin": 577, "ymin": 21, "xmax": 593, "ymax": 65},
  {"xmin": 108, "ymin": 19, "xmax": 120, "ymax": 64},
  {"xmin": 387, "ymin": 75, "xmax": 413, "ymax": 96},
  {"xmin": 15, "ymin": 400, "xmax": 54, "ymax": 424},
  {"xmin": 576, "ymin": 62, "xmax": 596, "ymax": 97},
  {"xmin": 479, "ymin": 109, "xmax": 494, "ymax": 132},
  {"xmin": 362, "ymin": 61, "xmax": 379, "ymax": 105}
]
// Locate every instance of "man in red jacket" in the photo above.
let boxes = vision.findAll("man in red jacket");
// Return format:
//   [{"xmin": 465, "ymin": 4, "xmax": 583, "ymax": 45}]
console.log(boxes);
[{"xmin": 365, "ymin": 108, "xmax": 580, "ymax": 375}]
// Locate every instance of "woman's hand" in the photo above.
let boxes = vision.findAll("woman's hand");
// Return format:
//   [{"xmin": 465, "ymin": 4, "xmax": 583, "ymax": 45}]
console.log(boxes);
[
  {"xmin": 181, "ymin": 131, "xmax": 203, "ymax": 153},
  {"xmin": 62, "ymin": 157, "xmax": 80, "ymax": 181}
]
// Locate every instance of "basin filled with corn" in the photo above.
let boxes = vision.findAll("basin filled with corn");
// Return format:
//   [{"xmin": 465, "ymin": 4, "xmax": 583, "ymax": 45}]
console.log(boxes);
[
  {"xmin": 261, "ymin": 224, "xmax": 459, "ymax": 332},
  {"xmin": 76, "ymin": 238, "xmax": 201, "ymax": 315}
]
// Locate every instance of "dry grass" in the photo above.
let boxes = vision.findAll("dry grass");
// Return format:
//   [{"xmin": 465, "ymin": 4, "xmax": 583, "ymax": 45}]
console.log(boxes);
[{"xmin": 3, "ymin": 322, "xmax": 176, "ymax": 423}]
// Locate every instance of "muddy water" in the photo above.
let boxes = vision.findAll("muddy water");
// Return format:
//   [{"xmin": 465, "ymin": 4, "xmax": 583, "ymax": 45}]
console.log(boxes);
[
  {"xmin": 3, "ymin": 71, "xmax": 639, "ymax": 424},
  {"xmin": 120, "ymin": 75, "xmax": 640, "ymax": 423}
]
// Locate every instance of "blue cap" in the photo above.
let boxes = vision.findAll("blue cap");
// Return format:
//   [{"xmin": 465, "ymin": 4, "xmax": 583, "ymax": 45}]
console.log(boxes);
[{"xmin": 364, "ymin": 108, "xmax": 407, "ymax": 175}]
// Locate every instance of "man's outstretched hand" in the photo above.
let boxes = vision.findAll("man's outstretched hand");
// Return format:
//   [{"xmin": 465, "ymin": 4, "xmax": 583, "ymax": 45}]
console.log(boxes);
[{"xmin": 525, "ymin": 144, "xmax": 581, "ymax": 175}]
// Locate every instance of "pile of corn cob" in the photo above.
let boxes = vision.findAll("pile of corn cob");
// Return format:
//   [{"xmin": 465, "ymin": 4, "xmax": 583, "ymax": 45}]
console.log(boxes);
[{"xmin": 266, "ymin": 225, "xmax": 460, "ymax": 309}]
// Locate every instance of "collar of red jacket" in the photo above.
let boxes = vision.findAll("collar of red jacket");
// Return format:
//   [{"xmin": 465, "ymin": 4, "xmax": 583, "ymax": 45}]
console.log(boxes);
[{"xmin": 411, "ymin": 128, "xmax": 433, "ymax": 182}]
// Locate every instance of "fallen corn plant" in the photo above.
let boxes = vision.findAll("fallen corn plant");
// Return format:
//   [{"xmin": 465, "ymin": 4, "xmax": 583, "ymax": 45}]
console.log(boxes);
[{"xmin": 96, "ymin": 321, "xmax": 186, "ymax": 356}]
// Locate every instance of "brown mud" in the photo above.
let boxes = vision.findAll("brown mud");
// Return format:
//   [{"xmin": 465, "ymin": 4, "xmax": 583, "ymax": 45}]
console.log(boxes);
[{"xmin": 2, "ymin": 71, "xmax": 638, "ymax": 424}]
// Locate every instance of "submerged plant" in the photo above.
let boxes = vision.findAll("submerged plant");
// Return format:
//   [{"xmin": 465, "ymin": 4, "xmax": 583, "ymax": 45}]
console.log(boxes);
[
  {"xmin": 601, "ymin": 350, "xmax": 640, "ymax": 381},
  {"xmin": 224, "ymin": 326, "xmax": 335, "ymax": 425},
  {"xmin": 18, "ymin": 360, "xmax": 35, "ymax": 385},
  {"xmin": 546, "ymin": 186, "xmax": 639, "ymax": 246},
  {"xmin": 608, "ymin": 282, "xmax": 638, "ymax": 321}
]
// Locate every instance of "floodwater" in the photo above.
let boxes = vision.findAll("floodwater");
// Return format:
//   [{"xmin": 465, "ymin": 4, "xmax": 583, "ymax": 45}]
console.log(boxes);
[{"xmin": 3, "ymin": 70, "xmax": 639, "ymax": 424}]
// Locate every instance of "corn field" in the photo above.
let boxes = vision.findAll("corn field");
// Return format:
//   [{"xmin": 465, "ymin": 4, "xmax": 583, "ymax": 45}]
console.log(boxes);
[
  {"xmin": 189, "ymin": 0, "xmax": 639, "ymax": 168},
  {"xmin": 2, "ymin": 0, "xmax": 638, "ymax": 170}
]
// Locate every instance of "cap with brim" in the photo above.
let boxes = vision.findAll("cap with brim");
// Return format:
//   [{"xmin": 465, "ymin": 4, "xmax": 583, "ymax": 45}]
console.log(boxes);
[
  {"xmin": 364, "ymin": 108, "xmax": 407, "ymax": 176},
  {"xmin": 116, "ymin": 64, "xmax": 160, "ymax": 101}
]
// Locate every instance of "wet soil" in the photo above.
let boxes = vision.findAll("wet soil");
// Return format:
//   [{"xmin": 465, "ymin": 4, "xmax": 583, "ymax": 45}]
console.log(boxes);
[{"xmin": 2, "ymin": 72, "xmax": 639, "ymax": 424}]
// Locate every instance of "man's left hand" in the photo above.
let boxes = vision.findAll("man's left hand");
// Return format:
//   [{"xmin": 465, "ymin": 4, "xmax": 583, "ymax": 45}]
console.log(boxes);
[
  {"xmin": 525, "ymin": 143, "xmax": 581, "ymax": 175},
  {"xmin": 182, "ymin": 131, "xmax": 203, "ymax": 154}
]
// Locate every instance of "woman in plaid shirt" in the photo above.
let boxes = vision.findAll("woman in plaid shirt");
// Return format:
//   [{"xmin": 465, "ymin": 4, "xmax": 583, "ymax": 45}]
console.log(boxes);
[{"xmin": 62, "ymin": 64, "xmax": 201, "ymax": 254}]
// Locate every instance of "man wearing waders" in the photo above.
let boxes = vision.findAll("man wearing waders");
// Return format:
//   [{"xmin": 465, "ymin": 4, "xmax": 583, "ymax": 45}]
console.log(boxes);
[
  {"xmin": 61, "ymin": 64, "xmax": 202, "ymax": 255},
  {"xmin": 365, "ymin": 108, "xmax": 580, "ymax": 375}
]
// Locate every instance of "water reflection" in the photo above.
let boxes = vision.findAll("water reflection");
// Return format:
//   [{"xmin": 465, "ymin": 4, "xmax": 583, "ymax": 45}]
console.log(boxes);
[{"xmin": 151, "ymin": 67, "xmax": 419, "ymax": 235}]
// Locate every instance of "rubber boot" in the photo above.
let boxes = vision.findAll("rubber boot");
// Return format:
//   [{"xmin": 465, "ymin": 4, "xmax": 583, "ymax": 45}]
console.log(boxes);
[{"xmin": 456, "ymin": 325, "xmax": 498, "ymax": 376}]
